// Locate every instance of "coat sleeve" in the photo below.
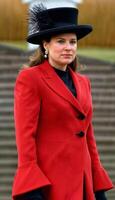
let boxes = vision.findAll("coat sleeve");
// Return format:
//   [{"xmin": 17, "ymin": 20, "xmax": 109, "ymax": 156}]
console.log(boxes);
[
  {"xmin": 12, "ymin": 69, "xmax": 51, "ymax": 199},
  {"xmin": 86, "ymin": 77, "xmax": 114, "ymax": 192},
  {"xmin": 86, "ymin": 123, "xmax": 113, "ymax": 192}
]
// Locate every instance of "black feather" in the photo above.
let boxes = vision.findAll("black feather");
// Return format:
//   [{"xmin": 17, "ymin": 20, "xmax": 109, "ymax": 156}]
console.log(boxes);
[{"xmin": 28, "ymin": 3, "xmax": 54, "ymax": 35}]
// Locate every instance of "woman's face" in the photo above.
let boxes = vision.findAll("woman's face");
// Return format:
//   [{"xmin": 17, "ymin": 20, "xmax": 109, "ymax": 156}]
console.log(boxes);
[{"xmin": 43, "ymin": 33, "xmax": 77, "ymax": 70}]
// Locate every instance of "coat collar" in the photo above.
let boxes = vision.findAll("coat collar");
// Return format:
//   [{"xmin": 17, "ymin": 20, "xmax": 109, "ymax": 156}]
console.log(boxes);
[{"xmin": 39, "ymin": 60, "xmax": 86, "ymax": 116}]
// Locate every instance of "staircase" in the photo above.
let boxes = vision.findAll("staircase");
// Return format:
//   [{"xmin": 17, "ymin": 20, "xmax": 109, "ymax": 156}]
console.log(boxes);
[
  {"xmin": 0, "ymin": 45, "xmax": 29, "ymax": 200},
  {"xmin": 80, "ymin": 59, "xmax": 115, "ymax": 200},
  {"xmin": 0, "ymin": 45, "xmax": 115, "ymax": 200}
]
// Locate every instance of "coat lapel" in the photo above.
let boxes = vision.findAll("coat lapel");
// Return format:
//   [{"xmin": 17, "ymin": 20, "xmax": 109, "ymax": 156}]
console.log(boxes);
[
  {"xmin": 40, "ymin": 60, "xmax": 86, "ymax": 116},
  {"xmin": 70, "ymin": 67, "xmax": 91, "ymax": 115}
]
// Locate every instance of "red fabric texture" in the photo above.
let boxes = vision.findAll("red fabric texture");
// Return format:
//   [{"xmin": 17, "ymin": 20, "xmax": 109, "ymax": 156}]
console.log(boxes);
[{"xmin": 12, "ymin": 60, "xmax": 114, "ymax": 200}]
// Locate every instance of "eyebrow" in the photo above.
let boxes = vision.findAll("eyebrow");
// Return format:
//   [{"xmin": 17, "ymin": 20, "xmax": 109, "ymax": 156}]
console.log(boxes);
[{"xmin": 56, "ymin": 37, "xmax": 77, "ymax": 40}]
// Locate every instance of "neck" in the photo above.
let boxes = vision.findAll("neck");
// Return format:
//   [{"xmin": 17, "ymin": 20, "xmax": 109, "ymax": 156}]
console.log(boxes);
[{"xmin": 48, "ymin": 59, "xmax": 67, "ymax": 71}]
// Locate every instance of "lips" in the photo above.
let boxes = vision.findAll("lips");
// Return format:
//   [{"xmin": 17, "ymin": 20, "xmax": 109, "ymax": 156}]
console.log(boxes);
[{"xmin": 61, "ymin": 54, "xmax": 72, "ymax": 57}]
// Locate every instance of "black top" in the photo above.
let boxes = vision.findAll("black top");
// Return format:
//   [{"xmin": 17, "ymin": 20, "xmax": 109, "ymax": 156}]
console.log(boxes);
[
  {"xmin": 54, "ymin": 66, "xmax": 76, "ymax": 97},
  {"xmin": 15, "ymin": 67, "xmax": 107, "ymax": 200}
]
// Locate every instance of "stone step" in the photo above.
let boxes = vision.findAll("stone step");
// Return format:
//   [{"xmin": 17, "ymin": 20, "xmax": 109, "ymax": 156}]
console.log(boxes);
[
  {"xmin": 83, "ymin": 71, "xmax": 115, "ymax": 77},
  {"xmin": 91, "ymin": 87, "xmax": 115, "ymax": 94},
  {"xmin": 0, "ymin": 192, "xmax": 12, "ymax": 200},
  {"xmin": 93, "ymin": 98, "xmax": 115, "ymax": 104},
  {"xmin": 97, "ymin": 153, "xmax": 115, "ymax": 161},
  {"xmin": 106, "ymin": 190, "xmax": 115, "ymax": 197},
  {"xmin": 0, "ymin": 115, "xmax": 14, "ymax": 122},
  {"xmin": 100, "ymin": 156, "xmax": 115, "ymax": 163},
  {"xmin": 90, "ymin": 82, "xmax": 115, "ymax": 88},
  {"xmin": 83, "ymin": 68, "xmax": 115, "ymax": 75},
  {"xmin": 0, "ymin": 82, "xmax": 15, "ymax": 88},
  {"xmin": 0, "ymin": 73, "xmax": 17, "ymax": 79},
  {"xmin": 0, "ymin": 107, "xmax": 13, "ymax": 112},
  {"xmin": 0, "ymin": 158, "xmax": 17, "ymax": 166},
  {"xmin": 94, "ymin": 125, "xmax": 115, "ymax": 132},
  {"xmin": 93, "ymin": 112, "xmax": 115, "ymax": 118},
  {"xmin": 0, "ymin": 131, "xmax": 15, "ymax": 138},
  {"xmin": 0, "ymin": 54, "xmax": 28, "ymax": 62},
  {"xmin": 93, "ymin": 94, "xmax": 115, "ymax": 100},
  {"xmin": 78, "ymin": 55, "xmax": 115, "ymax": 66},
  {"xmin": 96, "ymin": 136, "xmax": 115, "ymax": 143},
  {"xmin": 0, "ymin": 167, "xmax": 16, "ymax": 175},
  {"xmin": 0, "ymin": 86, "xmax": 14, "ymax": 97},
  {"xmin": 0, "ymin": 150, "xmax": 17, "ymax": 158},
  {"xmin": 0, "ymin": 63, "xmax": 25, "ymax": 70},
  {"xmin": 0, "ymin": 193, "xmax": 12, "ymax": 200},
  {"xmin": 85, "ymin": 72, "xmax": 115, "ymax": 78},
  {"xmin": 93, "ymin": 117, "xmax": 115, "ymax": 123},
  {"xmin": 0, "ymin": 122, "xmax": 14, "ymax": 128},
  {"xmin": 93, "ymin": 104, "xmax": 115, "ymax": 111},
  {"xmin": 0, "ymin": 184, "xmax": 12, "ymax": 192},
  {"xmin": 87, "ymin": 77, "xmax": 115, "ymax": 84},
  {"xmin": 83, "ymin": 65, "xmax": 115, "ymax": 70},
  {"xmin": 0, "ymin": 140, "xmax": 16, "ymax": 147},
  {"xmin": 0, "ymin": 78, "xmax": 16, "ymax": 83},
  {"xmin": 0, "ymin": 177, "xmax": 14, "ymax": 186},
  {"xmin": 0, "ymin": 98, "xmax": 14, "ymax": 104},
  {"xmin": 98, "ymin": 145, "xmax": 115, "ymax": 152}
]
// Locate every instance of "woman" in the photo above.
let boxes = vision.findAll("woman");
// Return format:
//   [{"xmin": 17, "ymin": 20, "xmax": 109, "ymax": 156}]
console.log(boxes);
[{"xmin": 12, "ymin": 4, "xmax": 114, "ymax": 200}]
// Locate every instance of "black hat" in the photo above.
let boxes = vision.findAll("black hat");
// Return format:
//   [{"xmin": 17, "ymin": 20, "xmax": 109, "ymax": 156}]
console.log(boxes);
[{"xmin": 27, "ymin": 4, "xmax": 93, "ymax": 44}]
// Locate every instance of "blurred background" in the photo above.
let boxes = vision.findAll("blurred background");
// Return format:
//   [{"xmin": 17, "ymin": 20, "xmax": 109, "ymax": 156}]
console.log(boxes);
[
  {"xmin": 0, "ymin": 0, "xmax": 115, "ymax": 45},
  {"xmin": 0, "ymin": 0, "xmax": 115, "ymax": 58},
  {"xmin": 0, "ymin": 0, "xmax": 115, "ymax": 200}
]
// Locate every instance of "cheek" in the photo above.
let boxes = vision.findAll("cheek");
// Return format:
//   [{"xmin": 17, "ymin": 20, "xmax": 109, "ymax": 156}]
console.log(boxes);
[
  {"xmin": 51, "ymin": 47, "xmax": 62, "ymax": 57},
  {"xmin": 73, "ymin": 45, "xmax": 77, "ymax": 51},
  {"xmin": 73, "ymin": 47, "xmax": 77, "ymax": 55}
]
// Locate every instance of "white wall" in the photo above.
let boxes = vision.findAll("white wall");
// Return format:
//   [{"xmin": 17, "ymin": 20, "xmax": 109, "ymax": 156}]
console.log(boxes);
[
  {"xmin": 22, "ymin": 0, "xmax": 83, "ymax": 7},
  {"xmin": 43, "ymin": 0, "xmax": 83, "ymax": 8}
]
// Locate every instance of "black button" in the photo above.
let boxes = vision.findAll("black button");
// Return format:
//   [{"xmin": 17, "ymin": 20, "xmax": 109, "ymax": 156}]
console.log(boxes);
[
  {"xmin": 77, "ymin": 131, "xmax": 85, "ymax": 137},
  {"xmin": 78, "ymin": 114, "xmax": 85, "ymax": 120}
]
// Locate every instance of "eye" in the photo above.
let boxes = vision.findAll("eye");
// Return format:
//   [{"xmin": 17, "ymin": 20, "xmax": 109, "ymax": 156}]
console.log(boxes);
[
  {"xmin": 57, "ymin": 39, "xmax": 65, "ymax": 44},
  {"xmin": 70, "ymin": 40, "xmax": 77, "ymax": 45}
]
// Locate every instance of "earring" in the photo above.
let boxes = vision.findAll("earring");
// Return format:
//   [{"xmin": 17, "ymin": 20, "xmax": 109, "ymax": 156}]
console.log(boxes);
[{"xmin": 44, "ymin": 49, "xmax": 48, "ymax": 58}]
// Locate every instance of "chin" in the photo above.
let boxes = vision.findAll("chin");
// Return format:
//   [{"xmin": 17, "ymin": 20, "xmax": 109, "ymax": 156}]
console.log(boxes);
[
  {"xmin": 60, "ymin": 59, "xmax": 73, "ymax": 65},
  {"xmin": 62, "ymin": 60, "xmax": 73, "ymax": 65}
]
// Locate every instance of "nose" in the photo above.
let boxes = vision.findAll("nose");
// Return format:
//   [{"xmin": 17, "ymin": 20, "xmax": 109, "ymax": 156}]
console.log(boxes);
[{"xmin": 65, "ymin": 42, "xmax": 72, "ymax": 50}]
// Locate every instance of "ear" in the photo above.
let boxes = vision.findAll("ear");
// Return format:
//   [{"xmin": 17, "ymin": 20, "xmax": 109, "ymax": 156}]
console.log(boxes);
[{"xmin": 42, "ymin": 40, "xmax": 49, "ymax": 50}]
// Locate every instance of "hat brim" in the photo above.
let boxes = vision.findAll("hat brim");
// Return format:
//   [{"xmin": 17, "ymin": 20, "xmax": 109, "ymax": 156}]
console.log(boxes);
[{"xmin": 27, "ymin": 24, "xmax": 93, "ymax": 44}]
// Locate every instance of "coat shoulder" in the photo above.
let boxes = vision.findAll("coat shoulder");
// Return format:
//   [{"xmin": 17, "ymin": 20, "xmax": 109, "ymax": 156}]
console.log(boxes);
[
  {"xmin": 16, "ymin": 63, "xmax": 44, "ymax": 84},
  {"xmin": 76, "ymin": 72, "xmax": 90, "ymax": 84},
  {"xmin": 74, "ymin": 72, "xmax": 91, "ymax": 91},
  {"xmin": 76, "ymin": 72, "xmax": 89, "ymax": 81},
  {"xmin": 17, "ymin": 64, "xmax": 43, "ymax": 77}
]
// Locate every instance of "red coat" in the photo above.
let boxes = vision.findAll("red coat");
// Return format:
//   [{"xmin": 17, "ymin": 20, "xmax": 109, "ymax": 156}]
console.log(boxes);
[{"xmin": 12, "ymin": 60, "xmax": 113, "ymax": 200}]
